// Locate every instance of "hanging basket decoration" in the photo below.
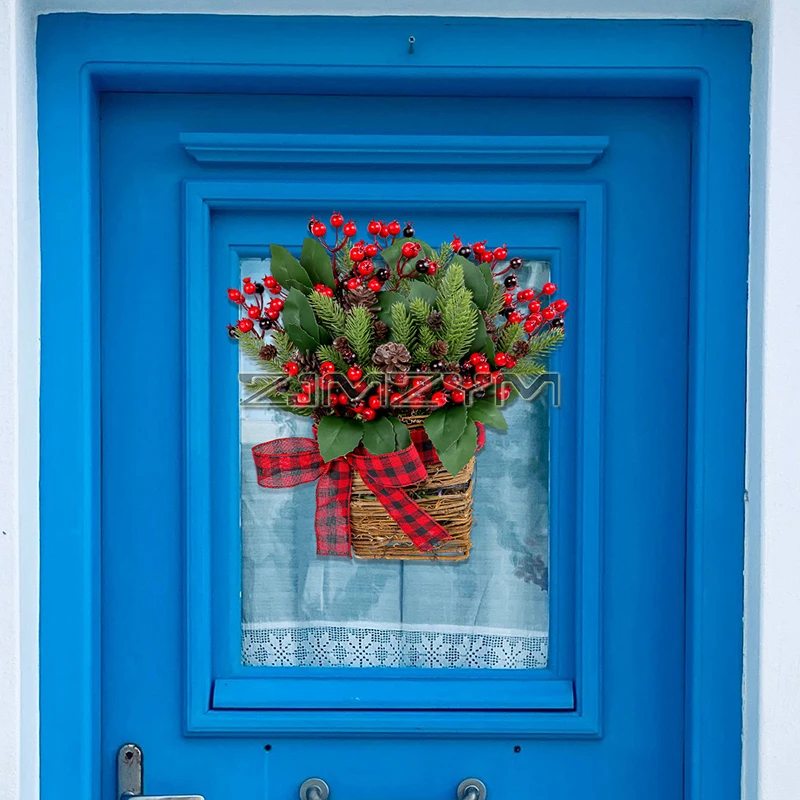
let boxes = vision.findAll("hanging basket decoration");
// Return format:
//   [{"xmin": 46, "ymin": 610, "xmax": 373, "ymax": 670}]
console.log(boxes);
[{"xmin": 227, "ymin": 214, "xmax": 569, "ymax": 560}]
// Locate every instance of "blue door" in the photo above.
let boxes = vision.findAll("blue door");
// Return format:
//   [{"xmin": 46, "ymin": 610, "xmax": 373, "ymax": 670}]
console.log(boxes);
[{"xmin": 37, "ymin": 15, "xmax": 750, "ymax": 800}]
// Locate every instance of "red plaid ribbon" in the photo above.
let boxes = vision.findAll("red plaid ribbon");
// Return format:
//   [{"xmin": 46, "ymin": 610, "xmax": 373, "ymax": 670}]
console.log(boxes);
[{"xmin": 252, "ymin": 423, "xmax": 484, "ymax": 557}]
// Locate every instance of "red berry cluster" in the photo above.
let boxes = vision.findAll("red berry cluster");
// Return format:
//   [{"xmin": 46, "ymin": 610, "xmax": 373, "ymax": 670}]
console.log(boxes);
[{"xmin": 227, "ymin": 275, "xmax": 285, "ymax": 338}]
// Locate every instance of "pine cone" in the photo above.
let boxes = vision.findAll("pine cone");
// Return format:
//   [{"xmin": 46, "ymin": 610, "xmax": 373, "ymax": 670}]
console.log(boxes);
[
  {"xmin": 445, "ymin": 362, "xmax": 461, "ymax": 373},
  {"xmin": 374, "ymin": 320, "xmax": 390, "ymax": 341},
  {"xmin": 312, "ymin": 408, "xmax": 326, "ymax": 424},
  {"xmin": 258, "ymin": 344, "xmax": 278, "ymax": 362},
  {"xmin": 333, "ymin": 336, "xmax": 351, "ymax": 353},
  {"xmin": 482, "ymin": 311, "xmax": 498, "ymax": 336},
  {"xmin": 372, "ymin": 342, "xmax": 412, "ymax": 372},
  {"xmin": 342, "ymin": 286, "xmax": 379, "ymax": 314},
  {"xmin": 512, "ymin": 340, "xmax": 530, "ymax": 358},
  {"xmin": 427, "ymin": 311, "xmax": 444, "ymax": 331},
  {"xmin": 294, "ymin": 351, "xmax": 319, "ymax": 375},
  {"xmin": 430, "ymin": 340, "xmax": 449, "ymax": 358}
]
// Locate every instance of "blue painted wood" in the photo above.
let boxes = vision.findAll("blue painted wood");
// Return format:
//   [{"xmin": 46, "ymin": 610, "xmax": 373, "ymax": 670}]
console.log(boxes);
[
  {"xmin": 180, "ymin": 132, "xmax": 610, "ymax": 168},
  {"xmin": 36, "ymin": 14, "xmax": 751, "ymax": 800}
]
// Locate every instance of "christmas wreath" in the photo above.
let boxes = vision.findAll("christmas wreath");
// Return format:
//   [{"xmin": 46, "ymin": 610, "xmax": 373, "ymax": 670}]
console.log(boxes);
[{"xmin": 228, "ymin": 214, "xmax": 568, "ymax": 560}]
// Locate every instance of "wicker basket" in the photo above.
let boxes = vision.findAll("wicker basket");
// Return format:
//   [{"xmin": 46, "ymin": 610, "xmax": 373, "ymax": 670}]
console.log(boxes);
[{"xmin": 350, "ymin": 419, "xmax": 476, "ymax": 561}]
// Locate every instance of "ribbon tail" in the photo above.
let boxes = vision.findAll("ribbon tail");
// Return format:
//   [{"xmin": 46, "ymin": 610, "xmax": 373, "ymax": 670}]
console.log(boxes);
[
  {"xmin": 360, "ymin": 478, "xmax": 451, "ymax": 552},
  {"xmin": 315, "ymin": 459, "xmax": 353, "ymax": 557}
]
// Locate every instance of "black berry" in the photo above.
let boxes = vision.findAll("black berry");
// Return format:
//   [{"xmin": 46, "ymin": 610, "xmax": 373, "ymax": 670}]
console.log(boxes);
[
  {"xmin": 343, "ymin": 351, "xmax": 358, "ymax": 365},
  {"xmin": 500, "ymin": 306, "xmax": 514, "ymax": 318},
  {"xmin": 472, "ymin": 388, "xmax": 487, "ymax": 399},
  {"xmin": 415, "ymin": 259, "xmax": 430, "ymax": 274},
  {"xmin": 259, "ymin": 318, "xmax": 273, "ymax": 330},
  {"xmin": 403, "ymin": 224, "xmax": 415, "ymax": 238},
  {"xmin": 550, "ymin": 318, "xmax": 565, "ymax": 329},
  {"xmin": 509, "ymin": 257, "xmax": 524, "ymax": 270},
  {"xmin": 376, "ymin": 268, "xmax": 389, "ymax": 282},
  {"xmin": 254, "ymin": 282, "xmax": 265, "ymax": 294},
  {"xmin": 430, "ymin": 359, "xmax": 446, "ymax": 372},
  {"xmin": 458, "ymin": 246, "xmax": 472, "ymax": 259},
  {"xmin": 504, "ymin": 274, "xmax": 518, "ymax": 289}
]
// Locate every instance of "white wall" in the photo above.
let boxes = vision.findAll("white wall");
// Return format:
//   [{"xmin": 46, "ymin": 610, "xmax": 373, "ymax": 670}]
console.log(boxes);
[{"xmin": 0, "ymin": 1, "xmax": 793, "ymax": 799}]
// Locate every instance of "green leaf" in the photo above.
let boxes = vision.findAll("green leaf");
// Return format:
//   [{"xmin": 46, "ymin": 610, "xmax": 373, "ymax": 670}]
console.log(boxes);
[
  {"xmin": 300, "ymin": 238, "xmax": 336, "ymax": 289},
  {"xmin": 376, "ymin": 291, "xmax": 408, "ymax": 325},
  {"xmin": 437, "ymin": 420, "xmax": 478, "ymax": 477},
  {"xmin": 470, "ymin": 311, "xmax": 495, "ymax": 361},
  {"xmin": 362, "ymin": 416, "xmax": 396, "ymax": 455},
  {"xmin": 390, "ymin": 417, "xmax": 412, "ymax": 450},
  {"xmin": 317, "ymin": 416, "xmax": 363, "ymax": 462},
  {"xmin": 478, "ymin": 262, "xmax": 496, "ymax": 305},
  {"xmin": 452, "ymin": 254, "xmax": 489, "ymax": 309},
  {"xmin": 468, "ymin": 398, "xmax": 508, "ymax": 431},
  {"xmin": 269, "ymin": 245, "xmax": 314, "ymax": 294},
  {"xmin": 423, "ymin": 405, "xmax": 468, "ymax": 454},
  {"xmin": 409, "ymin": 280, "xmax": 438, "ymax": 307},
  {"xmin": 282, "ymin": 287, "xmax": 330, "ymax": 353},
  {"xmin": 380, "ymin": 237, "xmax": 437, "ymax": 269}
]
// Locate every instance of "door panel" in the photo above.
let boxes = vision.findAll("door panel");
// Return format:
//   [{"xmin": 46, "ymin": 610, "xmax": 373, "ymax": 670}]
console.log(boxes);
[{"xmin": 100, "ymin": 89, "xmax": 690, "ymax": 799}]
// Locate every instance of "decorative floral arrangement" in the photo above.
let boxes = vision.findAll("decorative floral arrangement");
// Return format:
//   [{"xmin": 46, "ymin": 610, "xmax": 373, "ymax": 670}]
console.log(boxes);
[{"xmin": 228, "ymin": 214, "xmax": 569, "ymax": 560}]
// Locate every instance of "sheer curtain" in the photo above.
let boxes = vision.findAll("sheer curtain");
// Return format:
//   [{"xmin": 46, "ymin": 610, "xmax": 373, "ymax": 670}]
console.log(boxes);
[{"xmin": 239, "ymin": 259, "xmax": 550, "ymax": 670}]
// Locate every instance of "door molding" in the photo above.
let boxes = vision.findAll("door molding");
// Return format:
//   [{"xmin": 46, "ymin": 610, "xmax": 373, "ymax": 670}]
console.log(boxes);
[{"xmin": 37, "ymin": 14, "xmax": 750, "ymax": 800}]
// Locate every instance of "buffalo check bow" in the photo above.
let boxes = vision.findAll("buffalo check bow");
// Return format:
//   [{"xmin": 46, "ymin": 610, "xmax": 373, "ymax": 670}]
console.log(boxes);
[{"xmin": 252, "ymin": 422, "xmax": 485, "ymax": 557}]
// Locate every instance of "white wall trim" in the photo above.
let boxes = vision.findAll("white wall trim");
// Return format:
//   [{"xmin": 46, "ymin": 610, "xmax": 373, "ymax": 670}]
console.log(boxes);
[{"xmin": 1, "ymin": 2, "xmax": 779, "ymax": 800}]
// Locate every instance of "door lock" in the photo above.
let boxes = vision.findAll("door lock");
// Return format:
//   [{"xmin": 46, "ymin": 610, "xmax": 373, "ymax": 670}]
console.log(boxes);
[
  {"xmin": 117, "ymin": 744, "xmax": 205, "ymax": 800},
  {"xmin": 299, "ymin": 777, "xmax": 486, "ymax": 800}
]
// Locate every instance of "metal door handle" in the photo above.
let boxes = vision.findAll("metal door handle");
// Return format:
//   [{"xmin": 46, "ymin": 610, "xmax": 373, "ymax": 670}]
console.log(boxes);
[
  {"xmin": 118, "ymin": 744, "xmax": 205, "ymax": 800},
  {"xmin": 300, "ymin": 777, "xmax": 486, "ymax": 800}
]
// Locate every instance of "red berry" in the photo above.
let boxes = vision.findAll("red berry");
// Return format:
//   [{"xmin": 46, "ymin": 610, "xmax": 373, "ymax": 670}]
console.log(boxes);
[
  {"xmin": 367, "ymin": 219, "xmax": 382, "ymax": 235},
  {"xmin": 247, "ymin": 305, "xmax": 261, "ymax": 319},
  {"xmin": 330, "ymin": 212, "xmax": 344, "ymax": 228},
  {"xmin": 368, "ymin": 278, "xmax": 382, "ymax": 292},
  {"xmin": 353, "ymin": 400, "xmax": 366, "ymax": 412},
  {"xmin": 542, "ymin": 307, "xmax": 556, "ymax": 321},
  {"xmin": 237, "ymin": 318, "xmax": 254, "ymax": 332},
  {"xmin": 350, "ymin": 246, "xmax": 365, "ymax": 262},
  {"xmin": 389, "ymin": 392, "xmax": 403, "ymax": 405},
  {"xmin": 314, "ymin": 283, "xmax": 326, "ymax": 293},
  {"xmin": 495, "ymin": 352, "xmax": 509, "ymax": 367},
  {"xmin": 243, "ymin": 282, "xmax": 256, "ymax": 295},
  {"xmin": 475, "ymin": 373, "xmax": 491, "ymax": 387},
  {"xmin": 524, "ymin": 319, "xmax": 538, "ymax": 333},
  {"xmin": 283, "ymin": 362, "xmax": 299, "ymax": 376},
  {"xmin": 472, "ymin": 242, "xmax": 486, "ymax": 256},
  {"xmin": 553, "ymin": 299, "xmax": 569, "ymax": 313},
  {"xmin": 347, "ymin": 277, "xmax": 361, "ymax": 290},
  {"xmin": 518, "ymin": 288, "xmax": 535, "ymax": 302},
  {"xmin": 347, "ymin": 366, "xmax": 363, "ymax": 382},
  {"xmin": 264, "ymin": 276, "xmax": 277, "ymax": 289},
  {"xmin": 475, "ymin": 362, "xmax": 491, "ymax": 375},
  {"xmin": 505, "ymin": 356, "xmax": 517, "ymax": 369},
  {"xmin": 270, "ymin": 297, "xmax": 284, "ymax": 311},
  {"xmin": 427, "ymin": 263, "xmax": 437, "ymax": 275},
  {"xmin": 394, "ymin": 373, "xmax": 410, "ymax": 387},
  {"xmin": 503, "ymin": 293, "xmax": 515, "ymax": 306},
  {"xmin": 379, "ymin": 225, "xmax": 390, "ymax": 238},
  {"xmin": 294, "ymin": 393, "xmax": 310, "ymax": 406},
  {"xmin": 320, "ymin": 361, "xmax": 336, "ymax": 374},
  {"xmin": 469, "ymin": 352, "xmax": 485, "ymax": 365},
  {"xmin": 491, "ymin": 370, "xmax": 504, "ymax": 385},
  {"xmin": 311, "ymin": 221, "xmax": 327, "ymax": 237},
  {"xmin": 269, "ymin": 283, "xmax": 282, "ymax": 295},
  {"xmin": 443, "ymin": 374, "xmax": 460, "ymax": 391},
  {"xmin": 508, "ymin": 311, "xmax": 524, "ymax": 324},
  {"xmin": 368, "ymin": 395, "xmax": 383, "ymax": 409},
  {"xmin": 431, "ymin": 391, "xmax": 448, "ymax": 407},
  {"xmin": 343, "ymin": 221, "xmax": 357, "ymax": 237},
  {"xmin": 528, "ymin": 300, "xmax": 541, "ymax": 313},
  {"xmin": 496, "ymin": 386, "xmax": 511, "ymax": 402},
  {"xmin": 451, "ymin": 389, "xmax": 466, "ymax": 403},
  {"xmin": 301, "ymin": 380, "xmax": 316, "ymax": 395},
  {"xmin": 401, "ymin": 242, "xmax": 418, "ymax": 258},
  {"xmin": 481, "ymin": 251, "xmax": 494, "ymax": 263},
  {"xmin": 266, "ymin": 308, "xmax": 280, "ymax": 320},
  {"xmin": 365, "ymin": 243, "xmax": 379, "ymax": 257},
  {"xmin": 542, "ymin": 282, "xmax": 557, "ymax": 295},
  {"xmin": 338, "ymin": 393, "xmax": 350, "ymax": 406},
  {"xmin": 228, "ymin": 288, "xmax": 244, "ymax": 303},
  {"xmin": 494, "ymin": 246, "xmax": 508, "ymax": 261},
  {"xmin": 324, "ymin": 287, "xmax": 335, "ymax": 297},
  {"xmin": 461, "ymin": 377, "xmax": 474, "ymax": 390},
  {"xmin": 358, "ymin": 260, "xmax": 374, "ymax": 276},
  {"xmin": 361, "ymin": 407, "xmax": 376, "ymax": 420},
  {"xmin": 387, "ymin": 220, "xmax": 402, "ymax": 236},
  {"xmin": 451, "ymin": 236, "xmax": 462, "ymax": 251}
]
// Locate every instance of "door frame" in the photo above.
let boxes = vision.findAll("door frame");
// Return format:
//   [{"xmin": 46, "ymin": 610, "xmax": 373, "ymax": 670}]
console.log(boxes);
[{"xmin": 36, "ymin": 14, "xmax": 751, "ymax": 800}]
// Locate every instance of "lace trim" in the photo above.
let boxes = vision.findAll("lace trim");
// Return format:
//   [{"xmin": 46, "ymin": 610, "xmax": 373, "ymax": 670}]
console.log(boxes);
[{"xmin": 242, "ymin": 624, "xmax": 548, "ymax": 669}]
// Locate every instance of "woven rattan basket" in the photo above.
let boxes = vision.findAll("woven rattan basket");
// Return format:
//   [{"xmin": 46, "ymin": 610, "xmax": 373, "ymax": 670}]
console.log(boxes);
[{"xmin": 350, "ymin": 418, "xmax": 476, "ymax": 561}]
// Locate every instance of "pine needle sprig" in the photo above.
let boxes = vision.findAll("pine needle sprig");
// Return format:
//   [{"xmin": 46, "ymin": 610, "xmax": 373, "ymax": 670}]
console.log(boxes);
[
  {"xmin": 487, "ymin": 282, "xmax": 505, "ymax": 318},
  {"xmin": 390, "ymin": 301, "xmax": 416, "ymax": 350},
  {"xmin": 308, "ymin": 292, "xmax": 347, "ymax": 338},
  {"xmin": 233, "ymin": 330, "xmax": 282, "ymax": 371},
  {"xmin": 344, "ymin": 306, "xmax": 375, "ymax": 364},
  {"xmin": 497, "ymin": 322, "xmax": 525, "ymax": 353},
  {"xmin": 408, "ymin": 298, "xmax": 436, "ymax": 363},
  {"xmin": 316, "ymin": 345, "xmax": 348, "ymax": 372},
  {"xmin": 272, "ymin": 330, "xmax": 295, "ymax": 362},
  {"xmin": 436, "ymin": 263, "xmax": 479, "ymax": 361},
  {"xmin": 526, "ymin": 327, "xmax": 565, "ymax": 360}
]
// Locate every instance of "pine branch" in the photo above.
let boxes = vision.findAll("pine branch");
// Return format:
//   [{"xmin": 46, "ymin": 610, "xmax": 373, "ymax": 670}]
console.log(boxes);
[
  {"xmin": 233, "ymin": 330, "xmax": 282, "ymax": 371},
  {"xmin": 497, "ymin": 322, "xmax": 524, "ymax": 353},
  {"xmin": 507, "ymin": 360, "xmax": 546, "ymax": 377},
  {"xmin": 527, "ymin": 327, "xmax": 565, "ymax": 360},
  {"xmin": 487, "ymin": 282, "xmax": 505, "ymax": 318},
  {"xmin": 436, "ymin": 264, "xmax": 479, "ymax": 361},
  {"xmin": 390, "ymin": 301, "xmax": 416, "ymax": 350},
  {"xmin": 243, "ymin": 376, "xmax": 313, "ymax": 416},
  {"xmin": 344, "ymin": 306, "xmax": 375, "ymax": 365},
  {"xmin": 272, "ymin": 330, "xmax": 295, "ymax": 362},
  {"xmin": 308, "ymin": 292, "xmax": 347, "ymax": 338},
  {"xmin": 408, "ymin": 298, "xmax": 436, "ymax": 363},
  {"xmin": 316, "ymin": 345, "xmax": 348, "ymax": 372}
]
